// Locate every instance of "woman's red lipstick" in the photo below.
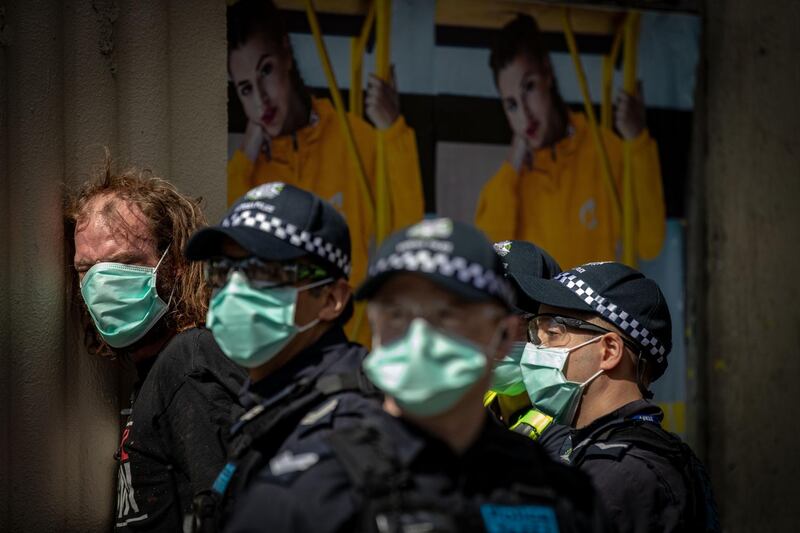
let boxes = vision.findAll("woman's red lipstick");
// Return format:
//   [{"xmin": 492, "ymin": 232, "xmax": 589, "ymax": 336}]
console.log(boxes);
[{"xmin": 261, "ymin": 106, "xmax": 277, "ymax": 125}]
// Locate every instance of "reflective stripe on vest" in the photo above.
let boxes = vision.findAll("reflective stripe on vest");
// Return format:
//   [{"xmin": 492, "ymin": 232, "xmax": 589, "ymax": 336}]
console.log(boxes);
[{"xmin": 510, "ymin": 409, "xmax": 554, "ymax": 441}]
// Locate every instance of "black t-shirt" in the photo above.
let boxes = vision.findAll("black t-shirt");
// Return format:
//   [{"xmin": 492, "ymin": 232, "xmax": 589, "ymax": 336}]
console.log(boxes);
[
  {"xmin": 540, "ymin": 400, "xmax": 693, "ymax": 533},
  {"xmin": 226, "ymin": 408, "xmax": 611, "ymax": 533},
  {"xmin": 115, "ymin": 327, "xmax": 247, "ymax": 532}
]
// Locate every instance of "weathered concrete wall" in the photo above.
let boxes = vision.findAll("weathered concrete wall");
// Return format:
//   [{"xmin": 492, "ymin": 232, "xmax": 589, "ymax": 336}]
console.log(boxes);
[
  {"xmin": 701, "ymin": 0, "xmax": 800, "ymax": 529},
  {"xmin": 5, "ymin": 2, "xmax": 69, "ymax": 531},
  {"xmin": 1, "ymin": 3, "xmax": 11, "ymax": 530},
  {"xmin": 1, "ymin": 0, "xmax": 227, "ymax": 529}
]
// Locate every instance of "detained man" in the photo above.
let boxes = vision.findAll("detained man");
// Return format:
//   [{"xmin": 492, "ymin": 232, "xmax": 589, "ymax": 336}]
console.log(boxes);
[{"xmin": 67, "ymin": 161, "xmax": 247, "ymax": 531}]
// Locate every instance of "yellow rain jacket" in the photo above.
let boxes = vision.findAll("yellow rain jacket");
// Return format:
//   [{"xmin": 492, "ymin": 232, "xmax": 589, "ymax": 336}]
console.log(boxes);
[
  {"xmin": 227, "ymin": 97, "xmax": 425, "ymax": 344},
  {"xmin": 476, "ymin": 112, "xmax": 666, "ymax": 269}
]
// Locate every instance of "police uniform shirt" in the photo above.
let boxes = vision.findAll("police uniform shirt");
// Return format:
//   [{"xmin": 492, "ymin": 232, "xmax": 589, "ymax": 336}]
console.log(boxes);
[
  {"xmin": 239, "ymin": 326, "xmax": 370, "ymax": 417},
  {"xmin": 540, "ymin": 400, "xmax": 690, "ymax": 533},
  {"xmin": 232, "ymin": 326, "xmax": 381, "ymax": 455},
  {"xmin": 115, "ymin": 328, "xmax": 247, "ymax": 532},
  {"xmin": 214, "ymin": 326, "xmax": 384, "ymax": 520},
  {"xmin": 226, "ymin": 407, "xmax": 611, "ymax": 533}
]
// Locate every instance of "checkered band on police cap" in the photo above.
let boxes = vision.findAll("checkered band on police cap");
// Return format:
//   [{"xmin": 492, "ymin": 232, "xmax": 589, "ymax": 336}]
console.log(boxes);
[
  {"xmin": 554, "ymin": 271, "xmax": 667, "ymax": 364},
  {"xmin": 222, "ymin": 208, "xmax": 351, "ymax": 275},
  {"xmin": 368, "ymin": 248, "xmax": 516, "ymax": 307}
]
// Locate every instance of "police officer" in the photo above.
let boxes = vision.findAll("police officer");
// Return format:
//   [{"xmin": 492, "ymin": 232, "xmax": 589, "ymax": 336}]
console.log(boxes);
[
  {"xmin": 184, "ymin": 183, "xmax": 381, "ymax": 530},
  {"xmin": 486, "ymin": 240, "xmax": 561, "ymax": 440},
  {"xmin": 506, "ymin": 261, "xmax": 720, "ymax": 532},
  {"xmin": 225, "ymin": 218, "xmax": 611, "ymax": 533}
]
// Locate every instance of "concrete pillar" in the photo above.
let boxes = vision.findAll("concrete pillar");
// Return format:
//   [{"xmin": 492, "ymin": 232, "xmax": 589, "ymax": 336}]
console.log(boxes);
[
  {"xmin": 115, "ymin": 0, "xmax": 171, "ymax": 174},
  {"xmin": 4, "ymin": 0, "xmax": 68, "ymax": 528},
  {"xmin": 61, "ymin": 1, "xmax": 124, "ymax": 529},
  {"xmin": 0, "ymin": 4, "xmax": 11, "ymax": 530},
  {"xmin": 701, "ymin": 0, "xmax": 800, "ymax": 529},
  {"xmin": 2, "ymin": 0, "xmax": 227, "ymax": 528},
  {"xmin": 166, "ymin": 0, "xmax": 228, "ymax": 224}
]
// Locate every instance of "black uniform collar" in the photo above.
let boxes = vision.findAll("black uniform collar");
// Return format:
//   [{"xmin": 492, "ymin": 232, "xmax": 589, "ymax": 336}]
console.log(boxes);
[
  {"xmin": 243, "ymin": 326, "xmax": 350, "ymax": 406},
  {"xmin": 377, "ymin": 412, "xmax": 502, "ymax": 468},
  {"xmin": 575, "ymin": 399, "xmax": 664, "ymax": 440}
]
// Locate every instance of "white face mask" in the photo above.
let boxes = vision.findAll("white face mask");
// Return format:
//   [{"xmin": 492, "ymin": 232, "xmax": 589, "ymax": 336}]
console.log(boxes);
[{"xmin": 519, "ymin": 336, "xmax": 605, "ymax": 425}]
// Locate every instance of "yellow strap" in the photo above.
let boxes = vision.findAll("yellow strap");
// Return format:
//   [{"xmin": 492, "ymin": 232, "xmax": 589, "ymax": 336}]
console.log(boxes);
[
  {"xmin": 305, "ymin": 0, "xmax": 375, "ymax": 223},
  {"xmin": 483, "ymin": 390, "xmax": 498, "ymax": 407},
  {"xmin": 509, "ymin": 409, "xmax": 554, "ymax": 441},
  {"xmin": 601, "ymin": 23, "xmax": 624, "ymax": 130},
  {"xmin": 621, "ymin": 12, "xmax": 640, "ymax": 267},
  {"xmin": 351, "ymin": 301, "xmax": 368, "ymax": 346},
  {"xmin": 349, "ymin": 3, "xmax": 375, "ymax": 117},
  {"xmin": 347, "ymin": 0, "xmax": 390, "ymax": 343},
  {"xmin": 374, "ymin": 0, "xmax": 392, "ymax": 244},
  {"xmin": 561, "ymin": 8, "xmax": 622, "ymax": 223}
]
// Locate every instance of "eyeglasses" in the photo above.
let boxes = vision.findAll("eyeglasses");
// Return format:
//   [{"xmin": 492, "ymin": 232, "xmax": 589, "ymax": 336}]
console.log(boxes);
[
  {"xmin": 204, "ymin": 257, "xmax": 329, "ymax": 289},
  {"xmin": 528, "ymin": 313, "xmax": 639, "ymax": 353}
]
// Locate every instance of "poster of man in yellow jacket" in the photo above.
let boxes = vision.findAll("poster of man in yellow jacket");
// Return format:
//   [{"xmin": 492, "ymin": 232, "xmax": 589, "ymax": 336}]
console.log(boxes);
[
  {"xmin": 476, "ymin": 14, "xmax": 665, "ymax": 269},
  {"xmin": 227, "ymin": 0, "xmax": 424, "ymax": 343}
]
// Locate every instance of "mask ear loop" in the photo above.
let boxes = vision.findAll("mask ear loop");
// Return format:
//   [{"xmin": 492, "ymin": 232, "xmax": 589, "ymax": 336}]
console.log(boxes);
[
  {"xmin": 153, "ymin": 243, "xmax": 171, "ymax": 271},
  {"xmin": 153, "ymin": 243, "xmax": 177, "ymax": 308},
  {"xmin": 486, "ymin": 318, "xmax": 513, "ymax": 361},
  {"xmin": 294, "ymin": 277, "xmax": 336, "ymax": 331}
]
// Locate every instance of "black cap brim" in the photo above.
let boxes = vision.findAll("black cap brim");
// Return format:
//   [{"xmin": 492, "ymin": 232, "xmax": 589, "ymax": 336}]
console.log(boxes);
[
  {"xmin": 185, "ymin": 226, "xmax": 307, "ymax": 262},
  {"xmin": 512, "ymin": 275, "xmax": 595, "ymax": 314},
  {"xmin": 355, "ymin": 271, "xmax": 502, "ymax": 306}
]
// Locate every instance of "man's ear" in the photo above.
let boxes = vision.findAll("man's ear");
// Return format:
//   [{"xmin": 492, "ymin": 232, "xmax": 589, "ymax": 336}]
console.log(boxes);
[
  {"xmin": 493, "ymin": 314, "xmax": 520, "ymax": 361},
  {"xmin": 317, "ymin": 279, "xmax": 352, "ymax": 322},
  {"xmin": 598, "ymin": 332, "xmax": 626, "ymax": 371}
]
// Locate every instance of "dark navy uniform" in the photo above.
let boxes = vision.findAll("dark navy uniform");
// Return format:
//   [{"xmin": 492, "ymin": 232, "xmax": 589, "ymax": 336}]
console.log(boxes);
[
  {"xmin": 226, "ymin": 407, "xmax": 611, "ymax": 533},
  {"xmin": 234, "ymin": 326, "xmax": 380, "ymax": 449},
  {"xmin": 192, "ymin": 326, "xmax": 382, "ymax": 531},
  {"xmin": 540, "ymin": 400, "xmax": 719, "ymax": 533}
]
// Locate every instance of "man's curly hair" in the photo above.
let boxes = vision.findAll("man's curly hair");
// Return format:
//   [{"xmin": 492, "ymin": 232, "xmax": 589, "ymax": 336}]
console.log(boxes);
[{"xmin": 65, "ymin": 154, "xmax": 210, "ymax": 357}]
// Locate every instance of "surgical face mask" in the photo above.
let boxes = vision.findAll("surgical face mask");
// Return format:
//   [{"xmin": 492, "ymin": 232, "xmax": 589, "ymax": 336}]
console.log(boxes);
[
  {"xmin": 206, "ymin": 271, "xmax": 332, "ymax": 368},
  {"xmin": 364, "ymin": 318, "xmax": 503, "ymax": 417},
  {"xmin": 80, "ymin": 246, "xmax": 172, "ymax": 349},
  {"xmin": 489, "ymin": 341, "xmax": 528, "ymax": 396},
  {"xmin": 519, "ymin": 336, "xmax": 604, "ymax": 425}
]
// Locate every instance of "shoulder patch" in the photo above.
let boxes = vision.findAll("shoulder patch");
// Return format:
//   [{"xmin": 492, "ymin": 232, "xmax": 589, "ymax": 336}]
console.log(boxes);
[
  {"xmin": 300, "ymin": 398, "xmax": 339, "ymax": 426},
  {"xmin": 269, "ymin": 450, "xmax": 320, "ymax": 477},
  {"xmin": 585, "ymin": 441, "xmax": 631, "ymax": 461}
]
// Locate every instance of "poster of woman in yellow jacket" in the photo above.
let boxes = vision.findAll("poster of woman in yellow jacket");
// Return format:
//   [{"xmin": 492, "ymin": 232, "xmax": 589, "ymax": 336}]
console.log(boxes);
[
  {"xmin": 476, "ymin": 14, "xmax": 666, "ymax": 269},
  {"xmin": 227, "ymin": 0, "xmax": 424, "ymax": 343}
]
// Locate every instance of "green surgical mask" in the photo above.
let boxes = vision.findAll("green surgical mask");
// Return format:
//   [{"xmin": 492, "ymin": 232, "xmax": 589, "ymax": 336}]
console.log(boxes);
[
  {"xmin": 519, "ymin": 337, "xmax": 604, "ymax": 425},
  {"xmin": 206, "ymin": 271, "xmax": 332, "ymax": 368},
  {"xmin": 363, "ymin": 318, "xmax": 491, "ymax": 417},
  {"xmin": 489, "ymin": 341, "xmax": 528, "ymax": 396},
  {"xmin": 80, "ymin": 246, "xmax": 172, "ymax": 349}
]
